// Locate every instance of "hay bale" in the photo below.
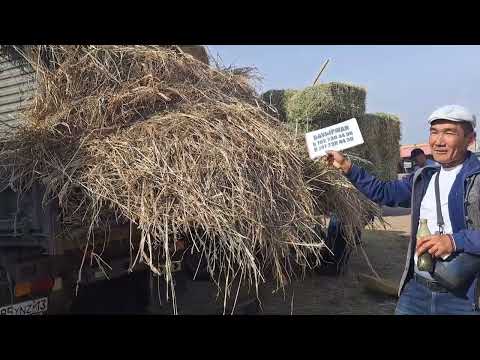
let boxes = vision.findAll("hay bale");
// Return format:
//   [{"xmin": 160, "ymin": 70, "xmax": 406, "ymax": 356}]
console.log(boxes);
[
  {"xmin": 0, "ymin": 45, "xmax": 380, "ymax": 311},
  {"xmin": 261, "ymin": 89, "xmax": 298, "ymax": 122},
  {"xmin": 286, "ymin": 82, "xmax": 366, "ymax": 131},
  {"xmin": 356, "ymin": 113, "xmax": 401, "ymax": 180}
]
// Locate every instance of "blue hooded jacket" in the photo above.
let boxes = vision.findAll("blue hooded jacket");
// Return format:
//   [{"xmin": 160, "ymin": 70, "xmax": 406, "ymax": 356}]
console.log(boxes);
[{"xmin": 346, "ymin": 151, "xmax": 480, "ymax": 303}]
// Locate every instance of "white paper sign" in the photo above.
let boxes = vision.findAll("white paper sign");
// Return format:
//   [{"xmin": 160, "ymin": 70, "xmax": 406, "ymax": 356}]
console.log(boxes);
[{"xmin": 305, "ymin": 118, "xmax": 364, "ymax": 160}]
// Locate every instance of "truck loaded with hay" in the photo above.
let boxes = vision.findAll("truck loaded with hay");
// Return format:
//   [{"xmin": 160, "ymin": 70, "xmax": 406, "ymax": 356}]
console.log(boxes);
[{"xmin": 0, "ymin": 45, "xmax": 379, "ymax": 315}]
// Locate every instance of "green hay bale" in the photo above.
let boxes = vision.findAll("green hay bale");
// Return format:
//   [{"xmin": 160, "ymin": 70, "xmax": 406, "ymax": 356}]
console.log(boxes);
[
  {"xmin": 261, "ymin": 89, "xmax": 298, "ymax": 122},
  {"xmin": 286, "ymin": 82, "xmax": 366, "ymax": 132},
  {"xmin": 356, "ymin": 112, "xmax": 401, "ymax": 180}
]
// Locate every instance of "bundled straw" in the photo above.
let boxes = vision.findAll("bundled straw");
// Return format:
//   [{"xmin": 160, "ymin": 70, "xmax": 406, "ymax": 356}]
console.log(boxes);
[
  {"xmin": 0, "ymin": 45, "xmax": 379, "ymax": 311},
  {"xmin": 286, "ymin": 82, "xmax": 366, "ymax": 132},
  {"xmin": 356, "ymin": 113, "xmax": 401, "ymax": 180},
  {"xmin": 261, "ymin": 89, "xmax": 298, "ymax": 122}
]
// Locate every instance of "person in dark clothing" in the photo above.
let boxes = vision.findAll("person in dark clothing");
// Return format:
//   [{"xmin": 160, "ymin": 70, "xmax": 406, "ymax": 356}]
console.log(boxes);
[
  {"xmin": 316, "ymin": 215, "xmax": 363, "ymax": 276},
  {"xmin": 410, "ymin": 148, "xmax": 437, "ymax": 171}
]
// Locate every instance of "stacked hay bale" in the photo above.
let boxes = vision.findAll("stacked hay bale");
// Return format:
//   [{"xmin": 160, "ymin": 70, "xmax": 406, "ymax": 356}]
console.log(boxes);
[
  {"xmin": 261, "ymin": 89, "xmax": 298, "ymax": 122},
  {"xmin": 286, "ymin": 82, "xmax": 366, "ymax": 132},
  {"xmin": 356, "ymin": 113, "xmax": 401, "ymax": 180},
  {"xmin": 0, "ymin": 45, "xmax": 379, "ymax": 311},
  {"xmin": 276, "ymin": 82, "xmax": 372, "ymax": 169},
  {"xmin": 264, "ymin": 81, "xmax": 401, "ymax": 180}
]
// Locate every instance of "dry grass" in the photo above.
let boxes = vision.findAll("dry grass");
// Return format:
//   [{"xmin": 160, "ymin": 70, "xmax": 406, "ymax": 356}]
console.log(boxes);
[{"xmin": 0, "ymin": 45, "xmax": 380, "ymax": 312}]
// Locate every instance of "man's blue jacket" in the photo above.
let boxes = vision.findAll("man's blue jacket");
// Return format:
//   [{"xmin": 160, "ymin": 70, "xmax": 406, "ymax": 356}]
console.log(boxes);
[{"xmin": 346, "ymin": 151, "xmax": 480, "ymax": 303}]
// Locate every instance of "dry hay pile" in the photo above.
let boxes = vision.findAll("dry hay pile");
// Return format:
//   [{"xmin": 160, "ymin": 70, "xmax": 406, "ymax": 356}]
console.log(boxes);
[
  {"xmin": 356, "ymin": 113, "xmax": 401, "ymax": 180},
  {"xmin": 286, "ymin": 82, "xmax": 366, "ymax": 132},
  {"xmin": 0, "ymin": 45, "xmax": 379, "ymax": 311}
]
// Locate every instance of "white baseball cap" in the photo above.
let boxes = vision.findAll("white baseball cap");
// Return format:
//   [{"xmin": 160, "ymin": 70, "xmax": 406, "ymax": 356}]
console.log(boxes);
[{"xmin": 428, "ymin": 104, "xmax": 476, "ymax": 128}]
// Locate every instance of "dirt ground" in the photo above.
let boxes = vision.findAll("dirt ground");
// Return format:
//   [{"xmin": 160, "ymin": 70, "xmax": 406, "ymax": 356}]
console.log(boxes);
[{"xmin": 258, "ymin": 206, "xmax": 412, "ymax": 315}]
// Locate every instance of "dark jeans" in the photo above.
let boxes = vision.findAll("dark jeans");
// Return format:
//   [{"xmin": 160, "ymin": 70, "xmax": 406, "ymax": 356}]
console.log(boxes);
[{"xmin": 395, "ymin": 278, "xmax": 479, "ymax": 315}]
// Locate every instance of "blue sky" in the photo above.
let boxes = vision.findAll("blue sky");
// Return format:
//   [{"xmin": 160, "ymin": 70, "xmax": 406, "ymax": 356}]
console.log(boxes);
[{"xmin": 207, "ymin": 45, "xmax": 480, "ymax": 145}]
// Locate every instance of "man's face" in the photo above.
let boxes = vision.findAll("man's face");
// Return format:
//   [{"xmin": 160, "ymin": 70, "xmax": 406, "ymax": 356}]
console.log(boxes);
[{"xmin": 429, "ymin": 120, "xmax": 474, "ymax": 167}]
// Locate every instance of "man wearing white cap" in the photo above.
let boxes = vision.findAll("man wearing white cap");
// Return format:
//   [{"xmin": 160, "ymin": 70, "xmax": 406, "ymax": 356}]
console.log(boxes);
[{"xmin": 326, "ymin": 105, "xmax": 480, "ymax": 315}]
